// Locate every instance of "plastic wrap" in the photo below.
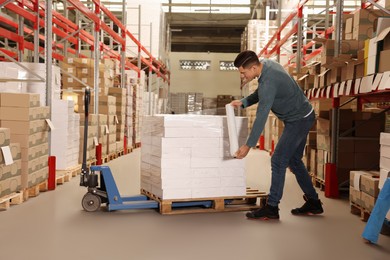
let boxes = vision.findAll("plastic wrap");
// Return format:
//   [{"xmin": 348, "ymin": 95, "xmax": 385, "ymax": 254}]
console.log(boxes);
[{"xmin": 225, "ymin": 104, "xmax": 239, "ymax": 157}]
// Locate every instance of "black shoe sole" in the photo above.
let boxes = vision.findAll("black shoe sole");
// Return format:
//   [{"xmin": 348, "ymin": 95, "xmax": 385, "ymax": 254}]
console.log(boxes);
[
  {"xmin": 291, "ymin": 211, "xmax": 323, "ymax": 216},
  {"xmin": 246, "ymin": 214, "xmax": 280, "ymax": 220}
]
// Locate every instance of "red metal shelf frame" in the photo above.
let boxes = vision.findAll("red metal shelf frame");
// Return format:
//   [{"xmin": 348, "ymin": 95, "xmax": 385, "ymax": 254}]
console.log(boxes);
[{"xmin": 0, "ymin": 0, "xmax": 169, "ymax": 82}]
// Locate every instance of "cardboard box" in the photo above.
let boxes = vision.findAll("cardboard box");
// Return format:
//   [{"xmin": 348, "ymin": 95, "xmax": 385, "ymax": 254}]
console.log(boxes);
[
  {"xmin": 350, "ymin": 170, "xmax": 368, "ymax": 190},
  {"xmin": 353, "ymin": 9, "xmax": 388, "ymax": 40},
  {"xmin": 1, "ymin": 120, "xmax": 48, "ymax": 135},
  {"xmin": 310, "ymin": 148, "xmax": 317, "ymax": 175},
  {"xmin": 378, "ymin": 50, "xmax": 390, "ymax": 72},
  {"xmin": 0, "ymin": 143, "xmax": 21, "ymax": 165},
  {"xmin": 0, "ymin": 175, "xmax": 22, "ymax": 197},
  {"xmin": 0, "ymin": 93, "xmax": 40, "ymax": 107},
  {"xmin": 25, "ymin": 166, "xmax": 48, "ymax": 189},
  {"xmin": 11, "ymin": 132, "xmax": 48, "ymax": 148},
  {"xmin": 349, "ymin": 186, "xmax": 362, "ymax": 206},
  {"xmin": 0, "ymin": 107, "xmax": 42, "ymax": 121},
  {"xmin": 360, "ymin": 173, "xmax": 380, "ymax": 197},
  {"xmin": 0, "ymin": 127, "xmax": 10, "ymax": 147},
  {"xmin": 361, "ymin": 192, "xmax": 376, "ymax": 212}
]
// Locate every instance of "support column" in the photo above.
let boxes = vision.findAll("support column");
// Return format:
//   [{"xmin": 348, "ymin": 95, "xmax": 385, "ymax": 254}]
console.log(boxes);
[{"xmin": 296, "ymin": 6, "xmax": 303, "ymax": 73}]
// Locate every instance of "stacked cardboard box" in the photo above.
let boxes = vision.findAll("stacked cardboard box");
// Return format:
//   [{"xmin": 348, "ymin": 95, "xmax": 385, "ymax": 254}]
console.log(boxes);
[
  {"xmin": 202, "ymin": 97, "xmax": 217, "ymax": 115},
  {"xmin": 108, "ymin": 87, "xmax": 127, "ymax": 152},
  {"xmin": 141, "ymin": 115, "xmax": 248, "ymax": 199},
  {"xmin": 316, "ymin": 110, "xmax": 384, "ymax": 183},
  {"xmin": 352, "ymin": 9, "xmax": 388, "ymax": 41},
  {"xmin": 217, "ymin": 95, "xmax": 233, "ymax": 115},
  {"xmin": 186, "ymin": 92, "xmax": 203, "ymax": 113},
  {"xmin": 79, "ymin": 114, "xmax": 98, "ymax": 163},
  {"xmin": 0, "ymin": 128, "xmax": 22, "ymax": 197},
  {"xmin": 107, "ymin": 115, "xmax": 117, "ymax": 155},
  {"xmin": 350, "ymin": 170, "xmax": 380, "ymax": 212},
  {"xmin": 50, "ymin": 99, "xmax": 80, "ymax": 170},
  {"xmin": 0, "ymin": 93, "xmax": 50, "ymax": 189},
  {"xmin": 98, "ymin": 114, "xmax": 108, "ymax": 156},
  {"xmin": 60, "ymin": 58, "xmax": 115, "ymax": 94},
  {"xmin": 169, "ymin": 93, "xmax": 187, "ymax": 114}
]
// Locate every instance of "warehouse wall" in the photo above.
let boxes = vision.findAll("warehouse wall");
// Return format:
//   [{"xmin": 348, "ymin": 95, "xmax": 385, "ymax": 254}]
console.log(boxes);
[{"xmin": 169, "ymin": 52, "xmax": 241, "ymax": 98}]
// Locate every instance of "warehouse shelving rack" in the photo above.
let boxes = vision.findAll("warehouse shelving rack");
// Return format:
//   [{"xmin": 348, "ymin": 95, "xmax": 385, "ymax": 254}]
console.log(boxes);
[
  {"xmin": 251, "ymin": 0, "xmax": 390, "ymax": 197},
  {"xmin": 0, "ymin": 0, "xmax": 171, "ymax": 170}
]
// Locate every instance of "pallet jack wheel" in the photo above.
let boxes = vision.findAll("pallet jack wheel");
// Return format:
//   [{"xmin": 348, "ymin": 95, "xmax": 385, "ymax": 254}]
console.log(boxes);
[{"xmin": 82, "ymin": 192, "xmax": 101, "ymax": 212}]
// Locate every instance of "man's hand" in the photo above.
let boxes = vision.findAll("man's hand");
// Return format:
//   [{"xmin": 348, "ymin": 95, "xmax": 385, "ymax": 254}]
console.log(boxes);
[
  {"xmin": 235, "ymin": 145, "xmax": 250, "ymax": 159},
  {"xmin": 230, "ymin": 100, "xmax": 242, "ymax": 108}
]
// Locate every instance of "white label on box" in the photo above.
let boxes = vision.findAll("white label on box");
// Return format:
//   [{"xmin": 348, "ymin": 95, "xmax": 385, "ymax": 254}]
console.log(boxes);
[
  {"xmin": 105, "ymin": 125, "xmax": 109, "ymax": 134},
  {"xmin": 354, "ymin": 78, "xmax": 361, "ymax": 94},
  {"xmin": 372, "ymin": 73, "xmax": 383, "ymax": 91},
  {"xmin": 115, "ymin": 115, "xmax": 119, "ymax": 125},
  {"xmin": 332, "ymin": 84, "xmax": 338, "ymax": 98},
  {"xmin": 1, "ymin": 146, "xmax": 14, "ymax": 165},
  {"xmin": 346, "ymin": 80, "xmax": 353, "ymax": 95},
  {"xmin": 45, "ymin": 119, "xmax": 55, "ymax": 130},
  {"xmin": 93, "ymin": 137, "xmax": 98, "ymax": 146},
  {"xmin": 353, "ymin": 171, "xmax": 365, "ymax": 191},
  {"xmin": 378, "ymin": 71, "xmax": 390, "ymax": 91},
  {"xmin": 339, "ymin": 81, "xmax": 345, "ymax": 96}
]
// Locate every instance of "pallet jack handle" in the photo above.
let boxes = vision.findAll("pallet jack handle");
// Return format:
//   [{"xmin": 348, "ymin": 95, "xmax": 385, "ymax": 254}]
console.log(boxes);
[{"xmin": 80, "ymin": 87, "xmax": 91, "ymax": 186}]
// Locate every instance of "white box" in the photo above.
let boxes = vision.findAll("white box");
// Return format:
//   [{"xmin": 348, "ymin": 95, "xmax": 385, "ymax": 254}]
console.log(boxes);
[
  {"xmin": 191, "ymin": 157, "xmax": 222, "ymax": 168},
  {"xmin": 220, "ymin": 186, "xmax": 246, "ymax": 196},
  {"xmin": 191, "ymin": 177, "xmax": 220, "ymax": 188},
  {"xmin": 220, "ymin": 176, "xmax": 246, "ymax": 187},
  {"xmin": 191, "ymin": 168, "xmax": 219, "ymax": 178},
  {"xmin": 219, "ymin": 167, "xmax": 246, "ymax": 177},
  {"xmin": 191, "ymin": 138, "xmax": 220, "ymax": 148},
  {"xmin": 192, "ymin": 187, "xmax": 222, "ymax": 198},
  {"xmin": 161, "ymin": 178, "xmax": 192, "ymax": 189},
  {"xmin": 191, "ymin": 146, "xmax": 222, "ymax": 158},
  {"xmin": 381, "ymin": 145, "xmax": 390, "ymax": 159},
  {"xmin": 380, "ymin": 156, "xmax": 390, "ymax": 170},
  {"xmin": 380, "ymin": 132, "xmax": 390, "ymax": 145},
  {"xmin": 161, "ymin": 188, "xmax": 192, "ymax": 200}
]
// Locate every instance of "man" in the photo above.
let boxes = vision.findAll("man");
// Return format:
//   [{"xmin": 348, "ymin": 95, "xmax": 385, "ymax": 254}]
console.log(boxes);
[{"xmin": 230, "ymin": 50, "xmax": 323, "ymax": 220}]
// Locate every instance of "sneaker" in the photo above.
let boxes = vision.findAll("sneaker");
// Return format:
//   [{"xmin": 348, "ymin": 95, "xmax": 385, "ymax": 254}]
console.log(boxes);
[
  {"xmin": 291, "ymin": 196, "xmax": 323, "ymax": 215},
  {"xmin": 246, "ymin": 204, "xmax": 280, "ymax": 220}
]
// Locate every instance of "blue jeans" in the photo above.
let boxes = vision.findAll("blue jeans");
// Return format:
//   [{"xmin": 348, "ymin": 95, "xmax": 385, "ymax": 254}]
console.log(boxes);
[
  {"xmin": 362, "ymin": 178, "xmax": 390, "ymax": 243},
  {"xmin": 267, "ymin": 111, "xmax": 318, "ymax": 207}
]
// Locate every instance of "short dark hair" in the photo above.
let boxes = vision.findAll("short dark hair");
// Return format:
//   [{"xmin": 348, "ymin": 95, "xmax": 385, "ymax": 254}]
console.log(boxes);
[{"xmin": 234, "ymin": 50, "xmax": 260, "ymax": 68}]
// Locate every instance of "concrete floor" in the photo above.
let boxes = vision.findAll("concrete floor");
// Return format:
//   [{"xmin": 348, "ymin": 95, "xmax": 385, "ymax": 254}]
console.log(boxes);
[{"xmin": 0, "ymin": 149, "xmax": 389, "ymax": 260}]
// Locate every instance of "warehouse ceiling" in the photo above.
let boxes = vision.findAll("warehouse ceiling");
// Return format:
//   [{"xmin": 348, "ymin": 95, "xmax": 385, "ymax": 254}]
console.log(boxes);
[
  {"xmin": 164, "ymin": 1, "xmax": 259, "ymax": 53},
  {"xmin": 167, "ymin": 12, "xmax": 251, "ymax": 53}
]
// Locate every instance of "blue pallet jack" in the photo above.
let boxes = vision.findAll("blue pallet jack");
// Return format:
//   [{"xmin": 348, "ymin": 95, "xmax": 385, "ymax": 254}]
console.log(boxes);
[{"xmin": 79, "ymin": 88, "xmax": 218, "ymax": 212}]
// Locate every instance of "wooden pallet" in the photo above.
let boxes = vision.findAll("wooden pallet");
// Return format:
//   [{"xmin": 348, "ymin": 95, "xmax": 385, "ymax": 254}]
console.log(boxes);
[
  {"xmin": 116, "ymin": 149, "xmax": 124, "ymax": 157},
  {"xmin": 23, "ymin": 180, "xmax": 48, "ymax": 201},
  {"xmin": 0, "ymin": 192, "xmax": 24, "ymax": 211},
  {"xmin": 351, "ymin": 202, "xmax": 371, "ymax": 222},
  {"xmin": 134, "ymin": 142, "xmax": 141, "ymax": 148},
  {"xmin": 141, "ymin": 188, "xmax": 268, "ymax": 215},
  {"xmin": 56, "ymin": 170, "xmax": 72, "ymax": 185}
]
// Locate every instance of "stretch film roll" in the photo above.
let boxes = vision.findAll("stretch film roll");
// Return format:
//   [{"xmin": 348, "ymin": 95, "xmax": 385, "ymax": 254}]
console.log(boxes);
[{"xmin": 225, "ymin": 104, "xmax": 239, "ymax": 157}]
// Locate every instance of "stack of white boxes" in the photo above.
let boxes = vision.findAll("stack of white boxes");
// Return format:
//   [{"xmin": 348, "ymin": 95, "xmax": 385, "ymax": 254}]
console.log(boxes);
[
  {"xmin": 0, "ymin": 62, "xmax": 61, "ymax": 104},
  {"xmin": 0, "ymin": 128, "xmax": 22, "ymax": 197},
  {"xmin": 379, "ymin": 132, "xmax": 390, "ymax": 220},
  {"xmin": 50, "ymin": 99, "xmax": 80, "ymax": 170},
  {"xmin": 141, "ymin": 114, "xmax": 248, "ymax": 200},
  {"xmin": 0, "ymin": 93, "xmax": 50, "ymax": 189}
]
